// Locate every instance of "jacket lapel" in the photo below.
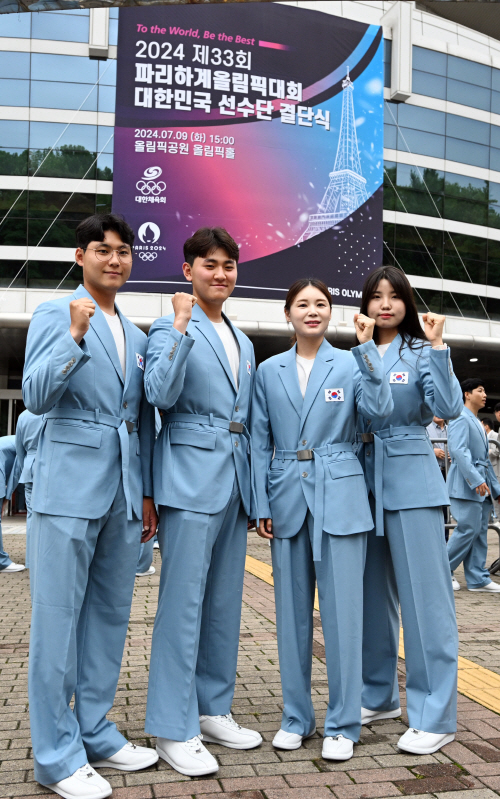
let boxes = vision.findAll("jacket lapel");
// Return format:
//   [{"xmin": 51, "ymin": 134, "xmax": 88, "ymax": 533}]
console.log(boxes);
[
  {"xmin": 75, "ymin": 284, "xmax": 124, "ymax": 385},
  {"xmin": 300, "ymin": 339, "xmax": 335, "ymax": 433},
  {"xmin": 384, "ymin": 334, "xmax": 403, "ymax": 375},
  {"xmin": 191, "ymin": 306, "xmax": 237, "ymax": 392},
  {"xmin": 228, "ymin": 318, "xmax": 249, "ymax": 401},
  {"xmin": 117, "ymin": 307, "xmax": 136, "ymax": 394},
  {"xmin": 278, "ymin": 346, "xmax": 303, "ymax": 420},
  {"xmin": 465, "ymin": 407, "xmax": 488, "ymax": 455}
]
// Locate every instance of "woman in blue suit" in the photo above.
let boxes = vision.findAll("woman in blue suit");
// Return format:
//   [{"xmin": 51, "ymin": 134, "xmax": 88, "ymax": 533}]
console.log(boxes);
[
  {"xmin": 251, "ymin": 279, "xmax": 393, "ymax": 762},
  {"xmin": 359, "ymin": 265, "xmax": 463, "ymax": 755}
]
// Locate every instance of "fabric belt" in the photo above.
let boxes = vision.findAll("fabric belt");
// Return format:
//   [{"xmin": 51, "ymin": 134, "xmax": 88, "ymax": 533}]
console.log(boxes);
[
  {"xmin": 474, "ymin": 458, "xmax": 489, "ymax": 468},
  {"xmin": 273, "ymin": 442, "xmax": 355, "ymax": 562},
  {"xmin": 357, "ymin": 425, "xmax": 428, "ymax": 538},
  {"xmin": 44, "ymin": 407, "xmax": 138, "ymax": 520},
  {"xmin": 162, "ymin": 412, "xmax": 249, "ymax": 439}
]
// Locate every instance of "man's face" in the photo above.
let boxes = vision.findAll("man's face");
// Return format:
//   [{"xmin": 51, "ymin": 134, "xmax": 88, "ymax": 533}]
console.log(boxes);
[
  {"xmin": 75, "ymin": 229, "xmax": 133, "ymax": 294},
  {"xmin": 182, "ymin": 248, "xmax": 237, "ymax": 305},
  {"xmin": 496, "ymin": 410, "xmax": 500, "ymax": 423},
  {"xmin": 433, "ymin": 416, "xmax": 445, "ymax": 426},
  {"xmin": 466, "ymin": 385, "xmax": 487, "ymax": 409}
]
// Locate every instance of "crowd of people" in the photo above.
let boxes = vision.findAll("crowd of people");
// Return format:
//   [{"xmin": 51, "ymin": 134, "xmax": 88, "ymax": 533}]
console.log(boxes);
[{"xmin": 1, "ymin": 213, "xmax": 499, "ymax": 799}]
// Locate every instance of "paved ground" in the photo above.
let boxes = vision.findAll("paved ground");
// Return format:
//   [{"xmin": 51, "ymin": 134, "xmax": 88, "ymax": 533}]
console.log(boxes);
[{"xmin": 3, "ymin": 519, "xmax": 500, "ymax": 799}]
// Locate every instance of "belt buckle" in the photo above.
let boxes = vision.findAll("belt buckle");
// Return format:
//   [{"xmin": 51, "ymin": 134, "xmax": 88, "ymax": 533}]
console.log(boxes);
[
  {"xmin": 361, "ymin": 433, "xmax": 374, "ymax": 443},
  {"xmin": 229, "ymin": 421, "xmax": 244, "ymax": 433},
  {"xmin": 297, "ymin": 449, "xmax": 313, "ymax": 461},
  {"xmin": 125, "ymin": 420, "xmax": 134, "ymax": 433}
]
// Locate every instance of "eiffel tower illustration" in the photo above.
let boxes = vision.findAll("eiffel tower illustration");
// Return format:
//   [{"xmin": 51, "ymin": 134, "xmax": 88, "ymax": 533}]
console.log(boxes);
[{"xmin": 297, "ymin": 67, "xmax": 368, "ymax": 243}]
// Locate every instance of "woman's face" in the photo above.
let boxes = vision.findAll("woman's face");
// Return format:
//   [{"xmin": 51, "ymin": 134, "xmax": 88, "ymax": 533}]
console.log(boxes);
[
  {"xmin": 285, "ymin": 285, "xmax": 332, "ymax": 339},
  {"xmin": 366, "ymin": 278, "xmax": 406, "ymax": 331}
]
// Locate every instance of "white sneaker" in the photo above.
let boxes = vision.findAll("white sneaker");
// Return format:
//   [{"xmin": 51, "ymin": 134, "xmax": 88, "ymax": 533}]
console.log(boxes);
[
  {"xmin": 199, "ymin": 713, "xmax": 262, "ymax": 750},
  {"xmin": 273, "ymin": 727, "xmax": 316, "ymax": 750},
  {"xmin": 153, "ymin": 541, "xmax": 160, "ymax": 549},
  {"xmin": 469, "ymin": 581, "xmax": 500, "ymax": 593},
  {"xmin": 43, "ymin": 764, "xmax": 111, "ymax": 799},
  {"xmin": 322, "ymin": 735, "xmax": 353, "ymax": 761},
  {"xmin": 91, "ymin": 742, "xmax": 159, "ymax": 771},
  {"xmin": 452, "ymin": 578, "xmax": 460, "ymax": 591},
  {"xmin": 398, "ymin": 728, "xmax": 455, "ymax": 754},
  {"xmin": 1, "ymin": 562, "xmax": 25, "ymax": 573},
  {"xmin": 361, "ymin": 706, "xmax": 402, "ymax": 725},
  {"xmin": 156, "ymin": 735, "xmax": 218, "ymax": 776},
  {"xmin": 136, "ymin": 566, "xmax": 156, "ymax": 577}
]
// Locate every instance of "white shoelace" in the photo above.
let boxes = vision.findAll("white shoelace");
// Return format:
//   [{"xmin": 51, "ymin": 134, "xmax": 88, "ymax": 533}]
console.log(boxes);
[
  {"xmin": 184, "ymin": 735, "xmax": 204, "ymax": 753},
  {"xmin": 212, "ymin": 713, "xmax": 242, "ymax": 731}
]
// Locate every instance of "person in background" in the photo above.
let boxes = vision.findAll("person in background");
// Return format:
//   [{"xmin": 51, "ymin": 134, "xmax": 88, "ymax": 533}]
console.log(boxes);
[
  {"xmin": 494, "ymin": 402, "xmax": 500, "ymax": 432},
  {"xmin": 426, "ymin": 416, "xmax": 450, "ymax": 539},
  {"xmin": 447, "ymin": 380, "xmax": 500, "ymax": 594},
  {"xmin": 136, "ymin": 538, "xmax": 156, "ymax": 577},
  {"xmin": 15, "ymin": 410, "xmax": 44, "ymax": 569},
  {"xmin": 482, "ymin": 417, "xmax": 500, "ymax": 519},
  {"xmin": 0, "ymin": 435, "xmax": 25, "ymax": 573}
]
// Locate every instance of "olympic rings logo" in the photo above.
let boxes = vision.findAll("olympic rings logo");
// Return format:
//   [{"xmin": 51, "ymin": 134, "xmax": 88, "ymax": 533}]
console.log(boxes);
[
  {"xmin": 139, "ymin": 251, "xmax": 158, "ymax": 261},
  {"xmin": 136, "ymin": 180, "xmax": 166, "ymax": 196}
]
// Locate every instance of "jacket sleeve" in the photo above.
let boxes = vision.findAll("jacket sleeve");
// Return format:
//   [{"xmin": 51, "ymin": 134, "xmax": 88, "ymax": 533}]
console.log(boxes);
[
  {"xmin": 22, "ymin": 302, "xmax": 90, "ymax": 415},
  {"xmin": 448, "ymin": 415, "xmax": 484, "ymax": 490},
  {"xmin": 250, "ymin": 365, "xmax": 273, "ymax": 521},
  {"xmin": 6, "ymin": 457, "xmax": 21, "ymax": 498},
  {"xmin": 138, "ymin": 389, "xmax": 155, "ymax": 498},
  {"xmin": 144, "ymin": 316, "xmax": 195, "ymax": 409},
  {"xmin": 15, "ymin": 419, "xmax": 27, "ymax": 476},
  {"xmin": 487, "ymin": 459, "xmax": 500, "ymax": 499},
  {"xmin": 351, "ymin": 340, "xmax": 393, "ymax": 419},
  {"xmin": 419, "ymin": 346, "xmax": 463, "ymax": 421}
]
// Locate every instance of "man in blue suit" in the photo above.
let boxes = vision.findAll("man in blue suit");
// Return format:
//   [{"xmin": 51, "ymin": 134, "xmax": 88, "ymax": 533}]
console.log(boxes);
[
  {"xmin": 145, "ymin": 227, "xmax": 261, "ymax": 777},
  {"xmin": 447, "ymin": 378, "xmax": 500, "ymax": 593},
  {"xmin": 23, "ymin": 213, "xmax": 159, "ymax": 799},
  {"xmin": 15, "ymin": 409, "xmax": 44, "ymax": 569},
  {"xmin": 0, "ymin": 435, "xmax": 25, "ymax": 573}
]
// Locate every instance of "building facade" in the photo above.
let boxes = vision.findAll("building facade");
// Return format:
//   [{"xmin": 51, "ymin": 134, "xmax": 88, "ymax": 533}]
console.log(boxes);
[{"xmin": 1, "ymin": 0, "xmax": 500, "ymax": 433}]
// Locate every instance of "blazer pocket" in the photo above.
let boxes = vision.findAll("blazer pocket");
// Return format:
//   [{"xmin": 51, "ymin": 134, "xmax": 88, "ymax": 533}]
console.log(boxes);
[
  {"xmin": 50, "ymin": 421, "xmax": 102, "ymax": 449},
  {"xmin": 386, "ymin": 439, "xmax": 431, "ymax": 457},
  {"xmin": 170, "ymin": 427, "xmax": 216, "ymax": 450},
  {"xmin": 328, "ymin": 459, "xmax": 364, "ymax": 480}
]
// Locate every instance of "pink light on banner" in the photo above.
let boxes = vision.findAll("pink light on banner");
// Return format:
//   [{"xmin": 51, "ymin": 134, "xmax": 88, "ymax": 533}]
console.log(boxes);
[{"xmin": 258, "ymin": 40, "xmax": 291, "ymax": 50}]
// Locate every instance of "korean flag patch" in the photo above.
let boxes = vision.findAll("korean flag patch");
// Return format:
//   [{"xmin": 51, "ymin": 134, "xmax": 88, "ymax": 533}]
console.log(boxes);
[
  {"xmin": 247, "ymin": 360, "xmax": 251, "ymax": 376},
  {"xmin": 390, "ymin": 371, "xmax": 408, "ymax": 384},
  {"xmin": 325, "ymin": 388, "xmax": 344, "ymax": 402},
  {"xmin": 136, "ymin": 353, "xmax": 145, "ymax": 371}
]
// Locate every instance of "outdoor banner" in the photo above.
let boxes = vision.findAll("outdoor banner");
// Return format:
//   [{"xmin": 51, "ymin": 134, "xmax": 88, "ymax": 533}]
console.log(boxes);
[{"xmin": 113, "ymin": 3, "xmax": 383, "ymax": 301}]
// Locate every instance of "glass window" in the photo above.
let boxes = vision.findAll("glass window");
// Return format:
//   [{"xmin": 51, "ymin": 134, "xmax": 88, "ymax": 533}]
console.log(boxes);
[
  {"xmin": 27, "ymin": 260, "xmax": 81, "ymax": 290},
  {"xmin": 396, "ymin": 189, "xmax": 442, "ymax": 217},
  {"xmin": 444, "ymin": 197, "xmax": 488, "ymax": 226},
  {"xmin": 492, "ymin": 91, "xmax": 500, "ymax": 116},
  {"xmin": 493, "ymin": 69, "xmax": 500, "ymax": 93},
  {"xmin": 30, "ymin": 121, "xmax": 97, "ymax": 152},
  {"xmin": 96, "ymin": 153, "xmax": 113, "ymax": 181},
  {"xmin": 446, "ymin": 114, "xmax": 489, "ymax": 145},
  {"xmin": 395, "ymin": 248, "xmax": 441, "ymax": 278},
  {"xmin": 99, "ymin": 59, "xmax": 117, "ymax": 87},
  {"xmin": 486, "ymin": 297, "xmax": 500, "ymax": 321},
  {"xmin": 31, "ymin": 81, "xmax": 98, "ymax": 112},
  {"xmin": 97, "ymin": 127, "xmax": 114, "ymax": 154},
  {"xmin": 28, "ymin": 219, "xmax": 79, "ymax": 248},
  {"xmin": 491, "ymin": 126, "xmax": 500, "ymax": 150},
  {"xmin": 383, "ymin": 124, "xmax": 397, "ymax": 149},
  {"xmin": 397, "ymin": 163, "xmax": 444, "ymax": 192},
  {"xmin": 0, "ymin": 78, "xmax": 29, "ymax": 107},
  {"xmin": 0, "ymin": 51, "xmax": 30, "ymax": 80},
  {"xmin": 444, "ymin": 231, "xmax": 486, "ymax": 264},
  {"xmin": 446, "ymin": 137, "xmax": 489, "ymax": 169},
  {"xmin": 413, "ymin": 46, "xmax": 447, "ymax": 77},
  {"xmin": 0, "ymin": 147, "xmax": 28, "ymax": 176},
  {"xmin": 384, "ymin": 102, "xmax": 398, "ymax": 126},
  {"xmin": 412, "ymin": 70, "xmax": 446, "ymax": 101},
  {"xmin": 398, "ymin": 104, "xmax": 445, "ymax": 135},
  {"xmin": 397, "ymin": 127, "xmax": 445, "ymax": 159},
  {"xmin": 383, "ymin": 39, "xmax": 392, "ymax": 89},
  {"xmin": 447, "ymin": 55, "xmax": 491, "ymax": 89},
  {"xmin": 0, "ymin": 119, "xmax": 28, "ymax": 149},
  {"xmin": 30, "ymin": 147, "xmax": 96, "ymax": 180},
  {"xmin": 447, "ymin": 79, "xmax": 490, "ymax": 112},
  {"xmin": 109, "ymin": 17, "xmax": 118, "ymax": 47},
  {"xmin": 413, "ymin": 288, "xmax": 442, "ymax": 314},
  {"xmin": 446, "ymin": 292, "xmax": 487, "ymax": 319},
  {"xmin": 490, "ymin": 148, "xmax": 500, "ymax": 173},
  {"xmin": 0, "ymin": 218, "xmax": 27, "ymax": 247},
  {"xmin": 0, "ymin": 261, "xmax": 27, "ymax": 289},
  {"xmin": 31, "ymin": 53, "xmax": 98, "ymax": 85},
  {"xmin": 28, "ymin": 191, "xmax": 95, "ymax": 221},
  {"xmin": 31, "ymin": 12, "xmax": 89, "ymax": 43},
  {"xmin": 0, "ymin": 188, "xmax": 27, "ymax": 217},
  {"xmin": 395, "ymin": 225, "xmax": 443, "ymax": 258},
  {"xmin": 445, "ymin": 172, "xmax": 488, "ymax": 200},
  {"xmin": 45, "ymin": 9, "xmax": 89, "ymax": 15},
  {"xmin": 488, "ymin": 205, "xmax": 500, "ymax": 229},
  {"xmin": 0, "ymin": 13, "xmax": 31, "ymax": 38},
  {"xmin": 489, "ymin": 181, "xmax": 500, "ymax": 205},
  {"xmin": 96, "ymin": 194, "xmax": 112, "ymax": 214},
  {"xmin": 98, "ymin": 85, "xmax": 116, "ymax": 113},
  {"xmin": 382, "ymin": 221, "xmax": 395, "ymax": 251}
]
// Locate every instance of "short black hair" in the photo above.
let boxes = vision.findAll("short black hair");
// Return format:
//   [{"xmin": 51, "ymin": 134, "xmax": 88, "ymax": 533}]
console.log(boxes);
[
  {"xmin": 461, "ymin": 377, "xmax": 484, "ymax": 400},
  {"xmin": 482, "ymin": 417, "xmax": 494, "ymax": 429},
  {"xmin": 76, "ymin": 213, "xmax": 135, "ymax": 249},
  {"xmin": 495, "ymin": 402, "xmax": 500, "ymax": 413},
  {"xmin": 183, "ymin": 227, "xmax": 239, "ymax": 266}
]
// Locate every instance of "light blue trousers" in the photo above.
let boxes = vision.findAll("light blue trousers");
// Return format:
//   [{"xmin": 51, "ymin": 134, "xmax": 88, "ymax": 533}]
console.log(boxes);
[
  {"xmin": 362, "ymin": 504, "xmax": 458, "ymax": 734},
  {"xmin": 29, "ymin": 482, "xmax": 142, "ymax": 785},
  {"xmin": 137, "ymin": 538, "xmax": 155, "ymax": 573},
  {"xmin": 0, "ymin": 504, "xmax": 13, "ymax": 570},
  {"xmin": 24, "ymin": 482, "xmax": 32, "ymax": 569},
  {"xmin": 272, "ymin": 517, "xmax": 366, "ymax": 742},
  {"xmin": 448, "ymin": 498, "xmax": 492, "ymax": 589},
  {"xmin": 145, "ymin": 482, "xmax": 248, "ymax": 741}
]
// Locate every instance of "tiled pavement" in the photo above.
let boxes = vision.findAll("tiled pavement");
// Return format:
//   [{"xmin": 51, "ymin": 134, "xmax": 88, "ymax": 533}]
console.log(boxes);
[{"xmin": 3, "ymin": 520, "xmax": 500, "ymax": 799}]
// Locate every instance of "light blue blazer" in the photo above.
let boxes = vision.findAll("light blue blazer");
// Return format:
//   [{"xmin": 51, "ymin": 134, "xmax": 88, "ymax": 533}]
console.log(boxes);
[
  {"xmin": 15, "ymin": 410, "xmax": 43, "ymax": 485},
  {"xmin": 0, "ymin": 436, "xmax": 19, "ymax": 501},
  {"xmin": 22, "ymin": 284, "xmax": 155, "ymax": 520},
  {"xmin": 145, "ymin": 304, "xmax": 255, "ymax": 516},
  {"xmin": 251, "ymin": 338, "xmax": 393, "ymax": 559},
  {"xmin": 358, "ymin": 335, "xmax": 463, "ymax": 529},
  {"xmin": 447, "ymin": 407, "xmax": 500, "ymax": 502}
]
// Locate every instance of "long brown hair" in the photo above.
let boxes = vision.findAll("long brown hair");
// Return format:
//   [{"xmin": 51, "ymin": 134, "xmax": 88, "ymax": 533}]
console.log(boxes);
[
  {"xmin": 285, "ymin": 278, "xmax": 333, "ymax": 346},
  {"xmin": 359, "ymin": 266, "xmax": 427, "ymax": 352}
]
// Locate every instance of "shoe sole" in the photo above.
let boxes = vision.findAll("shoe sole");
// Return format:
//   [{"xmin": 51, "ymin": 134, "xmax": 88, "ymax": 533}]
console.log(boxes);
[
  {"xmin": 273, "ymin": 728, "xmax": 317, "ymax": 750},
  {"xmin": 362, "ymin": 708, "xmax": 402, "ymax": 725},
  {"xmin": 322, "ymin": 749, "xmax": 354, "ymax": 761},
  {"xmin": 156, "ymin": 744, "xmax": 218, "ymax": 777},
  {"xmin": 398, "ymin": 733, "xmax": 455, "ymax": 754},
  {"xmin": 468, "ymin": 588, "xmax": 500, "ymax": 592},
  {"xmin": 201, "ymin": 733, "xmax": 262, "ymax": 750},
  {"xmin": 42, "ymin": 782, "xmax": 112, "ymax": 799},
  {"xmin": 90, "ymin": 752, "xmax": 159, "ymax": 771}
]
